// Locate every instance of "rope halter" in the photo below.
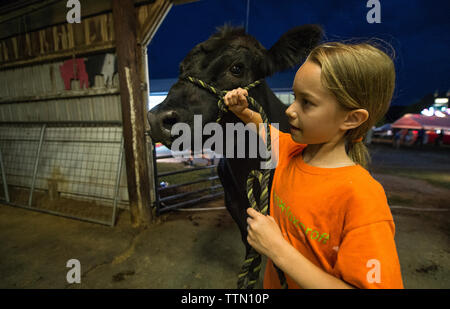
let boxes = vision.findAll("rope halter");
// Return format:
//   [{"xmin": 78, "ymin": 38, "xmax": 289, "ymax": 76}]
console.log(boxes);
[
  {"xmin": 184, "ymin": 75, "xmax": 288, "ymax": 289},
  {"xmin": 183, "ymin": 76, "xmax": 263, "ymax": 124}
]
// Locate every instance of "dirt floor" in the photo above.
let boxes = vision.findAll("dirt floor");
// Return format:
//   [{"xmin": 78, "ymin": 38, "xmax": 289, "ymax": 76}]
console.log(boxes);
[
  {"xmin": 0, "ymin": 200, "xmax": 249, "ymax": 289},
  {"xmin": 0, "ymin": 143, "xmax": 449, "ymax": 289}
]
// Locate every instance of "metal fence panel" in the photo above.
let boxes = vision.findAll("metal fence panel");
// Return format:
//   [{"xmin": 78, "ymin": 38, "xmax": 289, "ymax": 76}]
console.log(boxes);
[
  {"xmin": 152, "ymin": 144, "xmax": 224, "ymax": 215},
  {"xmin": 0, "ymin": 122, "xmax": 127, "ymax": 226}
]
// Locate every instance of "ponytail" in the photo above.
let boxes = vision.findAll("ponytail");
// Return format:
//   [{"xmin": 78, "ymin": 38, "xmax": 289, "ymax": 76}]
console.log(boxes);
[{"xmin": 346, "ymin": 138, "xmax": 371, "ymax": 169}]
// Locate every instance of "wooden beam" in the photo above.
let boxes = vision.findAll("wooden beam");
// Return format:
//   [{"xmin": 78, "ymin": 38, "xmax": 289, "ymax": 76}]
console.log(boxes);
[
  {"xmin": 113, "ymin": 0, "xmax": 152, "ymax": 227},
  {"xmin": 0, "ymin": 0, "xmax": 158, "ymax": 40},
  {"xmin": 138, "ymin": 0, "xmax": 172, "ymax": 46}
]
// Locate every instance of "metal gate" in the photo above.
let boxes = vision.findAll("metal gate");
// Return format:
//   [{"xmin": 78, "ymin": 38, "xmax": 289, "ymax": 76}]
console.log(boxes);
[
  {"xmin": 151, "ymin": 142, "xmax": 224, "ymax": 215},
  {"xmin": 0, "ymin": 121, "xmax": 126, "ymax": 226}
]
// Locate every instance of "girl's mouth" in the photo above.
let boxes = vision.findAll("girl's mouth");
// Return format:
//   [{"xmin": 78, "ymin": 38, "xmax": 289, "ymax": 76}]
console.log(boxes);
[{"xmin": 290, "ymin": 124, "xmax": 301, "ymax": 132}]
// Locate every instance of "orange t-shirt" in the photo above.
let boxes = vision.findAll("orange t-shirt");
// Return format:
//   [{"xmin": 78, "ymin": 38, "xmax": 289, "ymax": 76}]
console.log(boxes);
[{"xmin": 263, "ymin": 125, "xmax": 404, "ymax": 289}]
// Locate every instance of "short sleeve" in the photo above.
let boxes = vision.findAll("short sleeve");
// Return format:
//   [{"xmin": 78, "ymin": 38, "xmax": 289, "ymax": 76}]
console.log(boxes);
[{"xmin": 332, "ymin": 220, "xmax": 404, "ymax": 289}]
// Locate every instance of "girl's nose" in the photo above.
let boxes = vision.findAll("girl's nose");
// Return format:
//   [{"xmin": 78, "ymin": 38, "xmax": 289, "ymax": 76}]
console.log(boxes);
[{"xmin": 285, "ymin": 106, "xmax": 297, "ymax": 119}]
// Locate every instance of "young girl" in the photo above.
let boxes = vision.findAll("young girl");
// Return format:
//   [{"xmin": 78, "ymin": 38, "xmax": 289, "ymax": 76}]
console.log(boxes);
[{"xmin": 224, "ymin": 41, "xmax": 404, "ymax": 289}]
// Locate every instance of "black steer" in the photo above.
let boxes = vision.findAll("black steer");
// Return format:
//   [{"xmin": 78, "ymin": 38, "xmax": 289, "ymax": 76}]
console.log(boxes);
[{"xmin": 148, "ymin": 24, "xmax": 322, "ymax": 266}]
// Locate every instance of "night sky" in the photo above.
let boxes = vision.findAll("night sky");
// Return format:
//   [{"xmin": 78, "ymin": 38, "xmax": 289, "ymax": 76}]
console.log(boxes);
[{"xmin": 147, "ymin": 0, "xmax": 450, "ymax": 106}]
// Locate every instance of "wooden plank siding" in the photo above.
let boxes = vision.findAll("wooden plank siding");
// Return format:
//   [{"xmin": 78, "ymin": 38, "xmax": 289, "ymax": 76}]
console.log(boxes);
[{"xmin": 0, "ymin": 0, "xmax": 182, "ymax": 70}]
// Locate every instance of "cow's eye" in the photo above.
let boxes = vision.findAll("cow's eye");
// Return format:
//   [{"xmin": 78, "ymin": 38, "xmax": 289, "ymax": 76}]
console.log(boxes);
[{"xmin": 230, "ymin": 64, "xmax": 243, "ymax": 76}]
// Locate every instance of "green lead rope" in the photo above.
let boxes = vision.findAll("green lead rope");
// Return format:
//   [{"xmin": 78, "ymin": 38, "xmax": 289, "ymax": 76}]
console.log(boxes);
[{"xmin": 185, "ymin": 76, "xmax": 288, "ymax": 289}]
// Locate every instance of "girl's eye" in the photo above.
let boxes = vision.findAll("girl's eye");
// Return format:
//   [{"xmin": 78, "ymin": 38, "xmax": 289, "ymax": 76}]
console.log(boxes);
[
  {"xmin": 302, "ymin": 99, "xmax": 312, "ymax": 106},
  {"xmin": 293, "ymin": 94, "xmax": 313, "ymax": 107}
]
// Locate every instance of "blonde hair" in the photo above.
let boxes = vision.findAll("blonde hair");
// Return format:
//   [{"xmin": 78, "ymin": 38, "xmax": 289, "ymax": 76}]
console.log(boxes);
[{"xmin": 307, "ymin": 40, "xmax": 396, "ymax": 169}]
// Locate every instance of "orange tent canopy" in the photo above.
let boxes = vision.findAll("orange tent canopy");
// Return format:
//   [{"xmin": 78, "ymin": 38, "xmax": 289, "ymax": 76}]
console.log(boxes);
[{"xmin": 391, "ymin": 113, "xmax": 450, "ymax": 130}]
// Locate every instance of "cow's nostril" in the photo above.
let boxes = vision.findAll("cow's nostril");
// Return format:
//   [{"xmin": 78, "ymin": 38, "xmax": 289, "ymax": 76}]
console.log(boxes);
[
  {"xmin": 162, "ymin": 117, "xmax": 177, "ymax": 128},
  {"xmin": 162, "ymin": 112, "xmax": 179, "ymax": 130}
]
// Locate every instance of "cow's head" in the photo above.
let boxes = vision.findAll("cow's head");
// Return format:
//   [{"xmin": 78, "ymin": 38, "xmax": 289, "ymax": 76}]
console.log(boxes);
[{"xmin": 148, "ymin": 24, "xmax": 323, "ymax": 148}]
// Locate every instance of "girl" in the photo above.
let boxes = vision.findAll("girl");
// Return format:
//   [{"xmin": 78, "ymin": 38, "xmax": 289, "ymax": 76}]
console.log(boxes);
[{"xmin": 224, "ymin": 41, "xmax": 404, "ymax": 289}]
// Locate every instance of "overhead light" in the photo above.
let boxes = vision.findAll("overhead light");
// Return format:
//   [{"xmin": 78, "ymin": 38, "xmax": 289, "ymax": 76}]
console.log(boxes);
[{"xmin": 435, "ymin": 98, "xmax": 449, "ymax": 104}]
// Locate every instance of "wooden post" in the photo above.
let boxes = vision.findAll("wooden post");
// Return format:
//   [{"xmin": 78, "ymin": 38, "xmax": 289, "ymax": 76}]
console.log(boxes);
[{"xmin": 112, "ymin": 0, "xmax": 152, "ymax": 227}]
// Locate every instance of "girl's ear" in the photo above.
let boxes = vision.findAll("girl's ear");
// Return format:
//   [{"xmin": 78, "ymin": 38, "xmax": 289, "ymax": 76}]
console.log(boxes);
[
  {"xmin": 263, "ymin": 24, "xmax": 323, "ymax": 77},
  {"xmin": 341, "ymin": 109, "xmax": 370, "ymax": 130}
]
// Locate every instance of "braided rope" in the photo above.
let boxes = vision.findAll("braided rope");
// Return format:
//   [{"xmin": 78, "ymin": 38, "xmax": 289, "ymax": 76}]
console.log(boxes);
[{"xmin": 184, "ymin": 76, "xmax": 288, "ymax": 289}]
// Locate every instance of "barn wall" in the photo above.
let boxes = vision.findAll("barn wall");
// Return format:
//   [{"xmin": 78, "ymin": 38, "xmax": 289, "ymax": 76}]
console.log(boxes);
[
  {"xmin": 0, "ymin": 0, "xmax": 176, "ymax": 224},
  {"xmin": 0, "ymin": 95, "xmax": 121, "ymax": 122},
  {"xmin": 0, "ymin": 15, "xmax": 115, "ymax": 69},
  {"xmin": 0, "ymin": 0, "xmax": 170, "ymax": 69},
  {"xmin": 0, "ymin": 6, "xmax": 125, "ymax": 210},
  {"xmin": 0, "ymin": 61, "xmax": 122, "ymax": 122},
  {"xmin": 0, "ymin": 57, "xmax": 126, "ymax": 209},
  {"xmin": 0, "ymin": 0, "xmax": 172, "ymax": 124}
]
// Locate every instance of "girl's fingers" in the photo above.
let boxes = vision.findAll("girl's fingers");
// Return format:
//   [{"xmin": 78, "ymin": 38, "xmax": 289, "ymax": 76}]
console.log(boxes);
[
  {"xmin": 224, "ymin": 94, "xmax": 229, "ymax": 106},
  {"xmin": 225, "ymin": 88, "xmax": 248, "ymax": 109},
  {"xmin": 239, "ymin": 93, "xmax": 246, "ymax": 104},
  {"xmin": 232, "ymin": 93, "xmax": 239, "ymax": 106},
  {"xmin": 247, "ymin": 207, "xmax": 259, "ymax": 217},
  {"xmin": 224, "ymin": 93, "xmax": 234, "ymax": 106},
  {"xmin": 247, "ymin": 215, "xmax": 253, "ymax": 225},
  {"xmin": 228, "ymin": 91, "xmax": 238, "ymax": 106}
]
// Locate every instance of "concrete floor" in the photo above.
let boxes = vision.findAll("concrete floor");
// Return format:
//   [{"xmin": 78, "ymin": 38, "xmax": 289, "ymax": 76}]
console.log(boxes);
[
  {"xmin": 0, "ymin": 196, "xmax": 449, "ymax": 289},
  {"xmin": 0, "ymin": 199, "xmax": 260, "ymax": 289}
]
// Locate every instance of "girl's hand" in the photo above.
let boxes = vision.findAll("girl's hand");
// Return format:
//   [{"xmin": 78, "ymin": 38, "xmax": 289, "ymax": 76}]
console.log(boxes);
[
  {"xmin": 224, "ymin": 88, "xmax": 249, "ymax": 115},
  {"xmin": 246, "ymin": 208, "xmax": 287, "ymax": 260}
]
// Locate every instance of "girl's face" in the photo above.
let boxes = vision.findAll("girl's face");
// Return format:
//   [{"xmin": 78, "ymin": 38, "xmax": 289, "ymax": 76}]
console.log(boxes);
[{"xmin": 286, "ymin": 60, "xmax": 350, "ymax": 145}]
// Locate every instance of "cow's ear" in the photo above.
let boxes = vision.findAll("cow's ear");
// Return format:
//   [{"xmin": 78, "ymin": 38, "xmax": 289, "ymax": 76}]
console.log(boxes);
[{"xmin": 264, "ymin": 24, "xmax": 323, "ymax": 76}]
